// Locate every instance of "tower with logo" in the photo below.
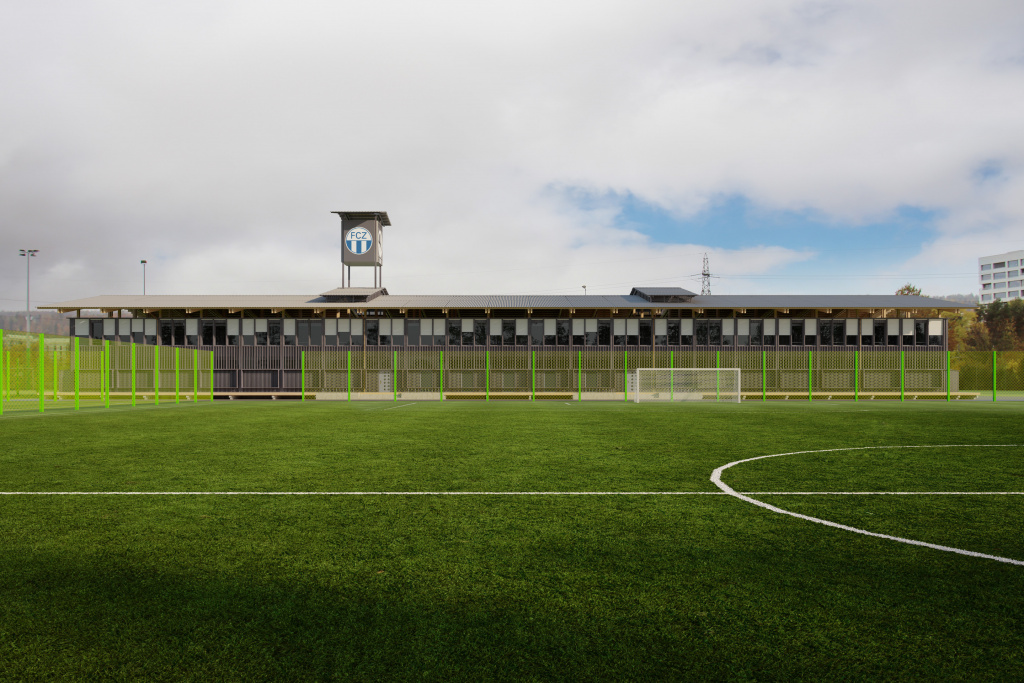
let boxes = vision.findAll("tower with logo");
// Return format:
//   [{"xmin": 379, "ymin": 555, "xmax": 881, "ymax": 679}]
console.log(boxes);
[{"xmin": 333, "ymin": 211, "xmax": 389, "ymax": 288}]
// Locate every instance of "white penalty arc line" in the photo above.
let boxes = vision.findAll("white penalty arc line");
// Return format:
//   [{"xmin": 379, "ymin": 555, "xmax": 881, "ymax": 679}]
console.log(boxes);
[{"xmin": 711, "ymin": 444, "xmax": 1024, "ymax": 567}]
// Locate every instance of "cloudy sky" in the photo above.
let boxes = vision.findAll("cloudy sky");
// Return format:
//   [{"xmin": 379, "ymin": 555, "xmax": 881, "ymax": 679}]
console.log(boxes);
[{"xmin": 2, "ymin": 0, "xmax": 1023, "ymax": 310}]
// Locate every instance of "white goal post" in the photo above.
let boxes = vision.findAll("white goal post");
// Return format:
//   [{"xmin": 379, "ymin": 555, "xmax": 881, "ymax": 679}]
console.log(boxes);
[{"xmin": 631, "ymin": 368, "xmax": 742, "ymax": 403}]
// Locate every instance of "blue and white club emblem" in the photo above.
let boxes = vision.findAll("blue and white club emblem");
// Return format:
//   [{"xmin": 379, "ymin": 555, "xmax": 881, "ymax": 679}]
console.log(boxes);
[{"xmin": 345, "ymin": 228, "xmax": 373, "ymax": 255}]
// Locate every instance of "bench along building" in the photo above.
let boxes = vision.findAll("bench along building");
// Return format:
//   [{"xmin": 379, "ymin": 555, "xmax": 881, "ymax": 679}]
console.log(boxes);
[{"xmin": 44, "ymin": 211, "xmax": 969, "ymax": 399}]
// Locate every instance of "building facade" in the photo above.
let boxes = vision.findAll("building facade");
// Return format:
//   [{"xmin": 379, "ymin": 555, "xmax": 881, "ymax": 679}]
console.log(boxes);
[{"xmin": 979, "ymin": 250, "xmax": 1024, "ymax": 304}]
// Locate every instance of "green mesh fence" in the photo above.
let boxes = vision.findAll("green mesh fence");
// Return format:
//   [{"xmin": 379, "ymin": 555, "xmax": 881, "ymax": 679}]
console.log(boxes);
[{"xmin": 3, "ymin": 327, "xmax": 1021, "ymax": 413}]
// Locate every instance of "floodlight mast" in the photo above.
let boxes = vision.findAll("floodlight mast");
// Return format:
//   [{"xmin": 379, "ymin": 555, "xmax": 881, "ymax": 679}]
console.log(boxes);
[
  {"xmin": 141, "ymin": 260, "xmax": 148, "ymax": 295},
  {"xmin": 19, "ymin": 249, "xmax": 39, "ymax": 333}
]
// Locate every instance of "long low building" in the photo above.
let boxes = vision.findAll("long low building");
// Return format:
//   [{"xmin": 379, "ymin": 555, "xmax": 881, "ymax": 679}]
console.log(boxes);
[
  {"xmin": 41, "ymin": 211, "xmax": 970, "ymax": 396},
  {"xmin": 49, "ymin": 286, "xmax": 962, "ymax": 350}
]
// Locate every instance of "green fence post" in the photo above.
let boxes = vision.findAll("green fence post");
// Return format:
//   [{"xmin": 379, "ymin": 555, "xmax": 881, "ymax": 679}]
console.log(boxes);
[
  {"xmin": 154, "ymin": 345, "xmax": 160, "ymax": 406},
  {"xmin": 440, "ymin": 350, "xmax": 444, "ymax": 401},
  {"xmin": 577, "ymin": 350, "xmax": 582, "ymax": 401},
  {"xmin": 52, "ymin": 346, "xmax": 58, "ymax": 402},
  {"xmin": 946, "ymin": 350, "xmax": 951, "ymax": 402},
  {"xmin": 103, "ymin": 340, "xmax": 110, "ymax": 409},
  {"xmin": 623, "ymin": 350, "xmax": 628, "ymax": 403},
  {"xmin": 532, "ymin": 351, "xmax": 536, "ymax": 401},
  {"xmin": 393, "ymin": 349, "xmax": 397, "ymax": 402},
  {"xmin": 301, "ymin": 351, "xmax": 306, "ymax": 401},
  {"xmin": 854, "ymin": 349, "xmax": 859, "ymax": 402},
  {"xmin": 0, "ymin": 329, "xmax": 4, "ymax": 416},
  {"xmin": 74, "ymin": 337, "xmax": 79, "ymax": 411},
  {"xmin": 762, "ymin": 350, "xmax": 766, "ymax": 402},
  {"xmin": 900, "ymin": 350, "xmax": 905, "ymax": 402},
  {"xmin": 193, "ymin": 349, "xmax": 198, "ymax": 403},
  {"xmin": 808, "ymin": 350, "xmax": 813, "ymax": 402},
  {"xmin": 131, "ymin": 343, "xmax": 136, "ymax": 406},
  {"xmin": 347, "ymin": 350, "xmax": 352, "ymax": 402},
  {"xmin": 39, "ymin": 333, "xmax": 45, "ymax": 413},
  {"xmin": 485, "ymin": 350, "xmax": 490, "ymax": 402},
  {"xmin": 174, "ymin": 348, "xmax": 180, "ymax": 404},
  {"xmin": 993, "ymin": 350, "xmax": 997, "ymax": 403},
  {"xmin": 670, "ymin": 350, "xmax": 675, "ymax": 402},
  {"xmin": 209, "ymin": 351, "xmax": 214, "ymax": 401},
  {"xmin": 716, "ymin": 350, "xmax": 721, "ymax": 402}
]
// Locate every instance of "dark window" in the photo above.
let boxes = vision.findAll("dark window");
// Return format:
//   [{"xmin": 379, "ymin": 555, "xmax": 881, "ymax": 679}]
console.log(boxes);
[
  {"xmin": 638, "ymin": 320, "xmax": 652, "ymax": 346},
  {"xmin": 819, "ymin": 320, "xmax": 832, "ymax": 345},
  {"xmin": 902, "ymin": 322, "xmax": 913, "ymax": 346},
  {"xmin": 447, "ymin": 320, "xmax": 461, "ymax": 346},
  {"xmin": 557, "ymin": 320, "xmax": 570, "ymax": 346},
  {"xmin": 791, "ymin": 321, "xmax": 804, "ymax": 345},
  {"xmin": 874, "ymin": 321, "xmax": 885, "ymax": 345},
  {"xmin": 502, "ymin": 320, "xmax": 515, "ymax": 346},
  {"xmin": 831, "ymin": 321, "xmax": 844, "ymax": 346},
  {"xmin": 696, "ymin": 320, "xmax": 709, "ymax": 345},
  {"xmin": 366, "ymin": 320, "xmax": 380, "ymax": 346},
  {"xmin": 915, "ymin": 320, "xmax": 926, "ymax": 346},
  {"xmin": 173, "ymin": 321, "xmax": 185, "ymax": 346},
  {"xmin": 91, "ymin": 319, "xmax": 104, "ymax": 340},
  {"xmin": 201, "ymin": 321, "xmax": 214, "ymax": 345},
  {"xmin": 530, "ymin": 320, "xmax": 544, "ymax": 346},
  {"xmin": 668, "ymin": 320, "xmax": 681, "ymax": 345},
  {"xmin": 750, "ymin": 320, "xmax": 763, "ymax": 346},
  {"xmin": 778, "ymin": 332, "xmax": 790, "ymax": 346},
  {"xmin": 310, "ymin": 321, "xmax": 324, "ymax": 346},
  {"xmin": 215, "ymin": 321, "xmax": 227, "ymax": 345},
  {"xmin": 586, "ymin": 325, "xmax": 599, "ymax": 346},
  {"xmin": 763, "ymin": 321, "xmax": 774, "ymax": 346},
  {"xmin": 406, "ymin": 320, "xmax": 420, "ymax": 346},
  {"xmin": 599, "ymin": 320, "xmax": 612, "ymax": 345},
  {"xmin": 269, "ymin": 321, "xmax": 281, "ymax": 346},
  {"xmin": 474, "ymin": 320, "xmax": 487, "ymax": 346}
]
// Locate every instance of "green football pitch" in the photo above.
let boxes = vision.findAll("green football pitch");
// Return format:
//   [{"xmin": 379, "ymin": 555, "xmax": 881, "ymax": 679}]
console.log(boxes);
[{"xmin": 1, "ymin": 401, "xmax": 1023, "ymax": 681}]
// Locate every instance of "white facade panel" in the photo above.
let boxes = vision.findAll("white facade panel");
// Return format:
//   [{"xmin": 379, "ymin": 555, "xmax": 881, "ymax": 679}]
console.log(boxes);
[
  {"xmin": 586, "ymin": 319, "xmax": 598, "ymax": 333},
  {"xmin": 380, "ymin": 319, "xmax": 392, "ymax": 335},
  {"xmin": 845, "ymin": 320, "xmax": 858, "ymax": 335},
  {"xmin": 681, "ymin": 320, "xmax": 693, "ymax": 334},
  {"xmin": 572, "ymin": 319, "xmax": 584, "ymax": 335},
  {"xmin": 738, "ymin": 319, "xmax": 750, "ymax": 335},
  {"xmin": 145, "ymin": 319, "xmax": 157, "ymax": 335},
  {"xmin": 227, "ymin": 319, "xmax": 240, "ymax": 335},
  {"xmin": 928, "ymin": 319, "xmax": 942, "ymax": 335},
  {"xmin": 613, "ymin": 319, "xmax": 625, "ymax": 335},
  {"xmin": 625, "ymin": 319, "xmax": 638, "ymax": 335},
  {"xmin": 861, "ymin": 319, "xmax": 873, "ymax": 334},
  {"xmin": 515, "ymin": 319, "xmax": 528, "ymax": 335},
  {"xmin": 722, "ymin": 319, "xmax": 734, "ymax": 335},
  {"xmin": 351, "ymin": 319, "xmax": 363, "ymax": 335},
  {"xmin": 393, "ymin": 320, "xmax": 404, "ymax": 335},
  {"xmin": 75, "ymin": 319, "xmax": 89, "ymax": 335},
  {"xmin": 544, "ymin": 319, "xmax": 556, "ymax": 335},
  {"xmin": 283, "ymin": 319, "xmax": 296, "ymax": 335},
  {"xmin": 103, "ymin": 319, "xmax": 115, "ymax": 336},
  {"xmin": 778, "ymin": 319, "xmax": 791, "ymax": 335},
  {"xmin": 325, "ymin": 319, "xmax": 337, "ymax": 334},
  {"xmin": 655, "ymin": 319, "xmax": 667, "ymax": 335},
  {"xmin": 489, "ymin": 319, "xmax": 501, "ymax": 335},
  {"xmin": 764, "ymin": 319, "xmax": 776, "ymax": 334}
]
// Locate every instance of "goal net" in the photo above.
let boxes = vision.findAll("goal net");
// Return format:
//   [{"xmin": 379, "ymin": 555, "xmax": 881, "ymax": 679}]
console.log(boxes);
[{"xmin": 631, "ymin": 368, "xmax": 742, "ymax": 403}]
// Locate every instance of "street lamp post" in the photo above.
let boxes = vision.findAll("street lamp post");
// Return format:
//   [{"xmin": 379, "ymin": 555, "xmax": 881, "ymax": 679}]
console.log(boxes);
[
  {"xmin": 582, "ymin": 285, "xmax": 587, "ymax": 296},
  {"xmin": 19, "ymin": 249, "xmax": 39, "ymax": 333},
  {"xmin": 141, "ymin": 260, "xmax": 148, "ymax": 295}
]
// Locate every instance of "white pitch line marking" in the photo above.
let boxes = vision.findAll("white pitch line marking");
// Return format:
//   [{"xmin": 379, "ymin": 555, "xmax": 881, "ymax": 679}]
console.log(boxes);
[
  {"xmin": 381, "ymin": 403, "xmax": 417, "ymax": 411},
  {"xmin": 711, "ymin": 444, "xmax": 1024, "ymax": 567},
  {"xmin": 1, "ymin": 490, "xmax": 1021, "ymax": 497}
]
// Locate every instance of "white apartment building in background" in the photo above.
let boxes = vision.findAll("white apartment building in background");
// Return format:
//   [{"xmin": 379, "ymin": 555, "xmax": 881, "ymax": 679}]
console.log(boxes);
[{"xmin": 979, "ymin": 249, "xmax": 1024, "ymax": 303}]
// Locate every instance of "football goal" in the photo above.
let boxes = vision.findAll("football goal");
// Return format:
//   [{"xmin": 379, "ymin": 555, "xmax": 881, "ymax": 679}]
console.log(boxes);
[{"xmin": 631, "ymin": 368, "xmax": 742, "ymax": 403}]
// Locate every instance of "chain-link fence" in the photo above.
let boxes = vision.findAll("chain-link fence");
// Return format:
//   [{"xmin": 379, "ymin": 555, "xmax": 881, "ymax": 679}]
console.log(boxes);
[{"xmin": 3, "ymin": 328, "xmax": 1022, "ymax": 414}]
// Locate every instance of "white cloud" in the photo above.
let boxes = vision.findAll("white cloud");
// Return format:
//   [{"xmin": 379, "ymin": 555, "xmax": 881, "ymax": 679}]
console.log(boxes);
[{"xmin": 1, "ymin": 0, "xmax": 1023, "ymax": 307}]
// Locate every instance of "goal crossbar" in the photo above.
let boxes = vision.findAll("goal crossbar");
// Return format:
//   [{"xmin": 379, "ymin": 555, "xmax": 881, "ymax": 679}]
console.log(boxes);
[{"xmin": 631, "ymin": 368, "xmax": 741, "ymax": 403}]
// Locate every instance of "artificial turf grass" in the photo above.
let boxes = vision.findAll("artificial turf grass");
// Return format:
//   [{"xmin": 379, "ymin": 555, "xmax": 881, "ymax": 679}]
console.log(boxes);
[{"xmin": 1, "ymin": 400, "xmax": 1024, "ymax": 680}]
